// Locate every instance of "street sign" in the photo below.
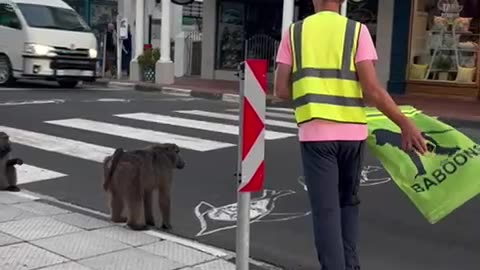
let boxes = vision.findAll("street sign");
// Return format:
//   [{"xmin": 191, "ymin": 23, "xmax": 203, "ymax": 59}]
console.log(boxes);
[
  {"xmin": 239, "ymin": 59, "xmax": 267, "ymax": 193},
  {"xmin": 119, "ymin": 18, "xmax": 128, "ymax": 40},
  {"xmin": 235, "ymin": 59, "xmax": 267, "ymax": 270}
]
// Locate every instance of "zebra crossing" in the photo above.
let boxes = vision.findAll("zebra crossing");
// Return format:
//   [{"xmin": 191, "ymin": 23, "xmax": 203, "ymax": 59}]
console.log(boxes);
[{"xmin": 5, "ymin": 106, "xmax": 298, "ymax": 186}]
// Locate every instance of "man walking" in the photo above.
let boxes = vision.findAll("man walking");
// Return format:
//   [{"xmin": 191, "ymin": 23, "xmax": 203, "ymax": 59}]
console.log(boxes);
[{"xmin": 274, "ymin": 0, "xmax": 428, "ymax": 269}]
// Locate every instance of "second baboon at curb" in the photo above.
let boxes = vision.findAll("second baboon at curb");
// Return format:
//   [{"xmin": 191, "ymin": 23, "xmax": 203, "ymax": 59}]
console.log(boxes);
[
  {"xmin": 0, "ymin": 131, "xmax": 23, "ymax": 192},
  {"xmin": 102, "ymin": 143, "xmax": 185, "ymax": 231}
]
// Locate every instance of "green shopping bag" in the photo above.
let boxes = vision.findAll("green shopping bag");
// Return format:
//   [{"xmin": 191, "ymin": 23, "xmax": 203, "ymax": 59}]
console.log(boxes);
[{"xmin": 365, "ymin": 105, "xmax": 480, "ymax": 224}]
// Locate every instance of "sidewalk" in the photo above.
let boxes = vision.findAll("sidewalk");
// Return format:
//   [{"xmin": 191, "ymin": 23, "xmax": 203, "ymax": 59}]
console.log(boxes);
[
  {"xmin": 89, "ymin": 78, "xmax": 480, "ymax": 124},
  {"xmin": 0, "ymin": 191, "xmax": 274, "ymax": 270}
]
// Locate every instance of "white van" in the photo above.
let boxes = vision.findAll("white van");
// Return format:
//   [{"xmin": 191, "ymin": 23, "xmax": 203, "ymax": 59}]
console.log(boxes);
[{"xmin": 0, "ymin": 0, "xmax": 98, "ymax": 88}]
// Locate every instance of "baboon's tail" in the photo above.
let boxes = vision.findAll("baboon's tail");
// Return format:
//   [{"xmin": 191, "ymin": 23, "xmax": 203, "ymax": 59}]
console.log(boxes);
[{"xmin": 103, "ymin": 148, "xmax": 124, "ymax": 191}]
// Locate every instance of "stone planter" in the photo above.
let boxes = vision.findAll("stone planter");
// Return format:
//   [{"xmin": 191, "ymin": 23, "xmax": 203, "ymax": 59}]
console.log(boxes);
[{"xmin": 142, "ymin": 67, "xmax": 155, "ymax": 82}]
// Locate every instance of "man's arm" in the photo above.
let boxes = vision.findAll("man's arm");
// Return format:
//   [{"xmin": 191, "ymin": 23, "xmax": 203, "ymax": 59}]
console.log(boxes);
[
  {"xmin": 273, "ymin": 29, "xmax": 294, "ymax": 100},
  {"xmin": 274, "ymin": 63, "xmax": 292, "ymax": 100},
  {"xmin": 356, "ymin": 60, "xmax": 427, "ymax": 154},
  {"xmin": 356, "ymin": 60, "xmax": 409, "ymax": 127}
]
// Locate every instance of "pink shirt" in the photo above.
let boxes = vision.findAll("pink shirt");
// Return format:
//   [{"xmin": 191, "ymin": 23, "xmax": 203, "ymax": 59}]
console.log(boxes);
[{"xmin": 276, "ymin": 12, "xmax": 378, "ymax": 142}]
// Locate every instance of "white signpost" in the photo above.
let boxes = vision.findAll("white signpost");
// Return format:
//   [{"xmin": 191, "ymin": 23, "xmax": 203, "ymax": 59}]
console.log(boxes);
[{"xmin": 235, "ymin": 59, "xmax": 268, "ymax": 270}]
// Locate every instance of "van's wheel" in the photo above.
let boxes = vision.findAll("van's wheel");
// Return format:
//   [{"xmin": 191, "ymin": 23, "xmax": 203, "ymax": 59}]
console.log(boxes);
[
  {"xmin": 0, "ymin": 55, "xmax": 14, "ymax": 86},
  {"xmin": 58, "ymin": 80, "xmax": 79, "ymax": 88}
]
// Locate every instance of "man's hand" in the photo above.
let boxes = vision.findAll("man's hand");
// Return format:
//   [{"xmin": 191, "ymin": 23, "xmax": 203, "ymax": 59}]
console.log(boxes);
[
  {"xmin": 356, "ymin": 60, "xmax": 427, "ymax": 155},
  {"xmin": 399, "ymin": 118, "xmax": 428, "ymax": 154}
]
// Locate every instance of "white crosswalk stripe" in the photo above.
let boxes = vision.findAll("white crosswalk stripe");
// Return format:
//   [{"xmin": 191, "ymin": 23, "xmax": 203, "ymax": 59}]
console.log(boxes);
[
  {"xmin": 175, "ymin": 110, "xmax": 298, "ymax": 129},
  {"xmin": 267, "ymin": 107, "xmax": 294, "ymax": 113},
  {"xmin": 16, "ymin": 164, "xmax": 67, "ymax": 184},
  {"xmin": 45, "ymin": 118, "xmax": 235, "ymax": 152},
  {"xmin": 3, "ymin": 106, "xmax": 297, "ymax": 185},
  {"xmin": 0, "ymin": 125, "xmax": 114, "ymax": 162},
  {"xmin": 226, "ymin": 108, "xmax": 295, "ymax": 120},
  {"xmin": 114, "ymin": 112, "xmax": 295, "ymax": 140}
]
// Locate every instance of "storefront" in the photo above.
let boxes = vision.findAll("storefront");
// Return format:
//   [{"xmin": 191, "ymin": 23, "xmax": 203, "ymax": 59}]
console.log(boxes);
[
  {"xmin": 406, "ymin": 0, "xmax": 480, "ymax": 98},
  {"xmin": 63, "ymin": 0, "xmax": 118, "ymax": 37},
  {"xmin": 203, "ymin": 0, "xmax": 385, "ymax": 83}
]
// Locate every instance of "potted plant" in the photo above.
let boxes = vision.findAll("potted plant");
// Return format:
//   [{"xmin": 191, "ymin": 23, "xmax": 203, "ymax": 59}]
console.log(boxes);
[
  {"xmin": 138, "ymin": 47, "xmax": 160, "ymax": 82},
  {"xmin": 434, "ymin": 55, "xmax": 452, "ymax": 80}
]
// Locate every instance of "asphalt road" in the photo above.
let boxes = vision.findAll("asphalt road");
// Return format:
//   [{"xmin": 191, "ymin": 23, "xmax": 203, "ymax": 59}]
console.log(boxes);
[{"xmin": 1, "ymin": 83, "xmax": 479, "ymax": 270}]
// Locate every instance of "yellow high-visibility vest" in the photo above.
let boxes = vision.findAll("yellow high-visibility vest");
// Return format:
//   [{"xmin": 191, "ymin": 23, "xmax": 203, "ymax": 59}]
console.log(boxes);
[{"xmin": 289, "ymin": 12, "xmax": 367, "ymax": 125}]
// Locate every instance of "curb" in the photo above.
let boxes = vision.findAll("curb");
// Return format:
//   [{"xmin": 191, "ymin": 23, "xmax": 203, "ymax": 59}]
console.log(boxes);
[
  {"xmin": 135, "ymin": 83, "xmax": 480, "ymax": 125},
  {"xmin": 89, "ymin": 80, "xmax": 480, "ymax": 126},
  {"xmin": 13, "ymin": 190, "xmax": 284, "ymax": 270},
  {"xmin": 85, "ymin": 80, "xmax": 136, "ymax": 88},
  {"xmin": 134, "ymin": 82, "xmax": 293, "ymax": 107}
]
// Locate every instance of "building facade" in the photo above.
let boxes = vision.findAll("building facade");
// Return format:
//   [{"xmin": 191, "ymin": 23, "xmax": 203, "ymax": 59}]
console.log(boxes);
[
  {"xmin": 405, "ymin": 0, "xmax": 479, "ymax": 98},
  {"xmin": 197, "ymin": 0, "xmax": 479, "ymax": 97},
  {"xmin": 66, "ymin": 0, "xmax": 479, "ymax": 98}
]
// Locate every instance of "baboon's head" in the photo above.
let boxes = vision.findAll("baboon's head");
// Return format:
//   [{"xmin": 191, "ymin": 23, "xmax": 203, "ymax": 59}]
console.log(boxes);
[
  {"xmin": 153, "ymin": 143, "xmax": 186, "ymax": 170},
  {"xmin": 0, "ymin": 132, "xmax": 11, "ymax": 157}
]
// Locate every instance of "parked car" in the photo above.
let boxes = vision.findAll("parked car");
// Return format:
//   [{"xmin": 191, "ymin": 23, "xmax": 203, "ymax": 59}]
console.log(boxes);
[{"xmin": 0, "ymin": 0, "xmax": 98, "ymax": 88}]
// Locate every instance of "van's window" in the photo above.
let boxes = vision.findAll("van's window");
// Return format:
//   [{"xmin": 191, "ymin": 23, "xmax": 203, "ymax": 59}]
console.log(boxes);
[
  {"xmin": 16, "ymin": 3, "xmax": 90, "ymax": 32},
  {"xmin": 0, "ymin": 3, "xmax": 22, "ymax": 29}
]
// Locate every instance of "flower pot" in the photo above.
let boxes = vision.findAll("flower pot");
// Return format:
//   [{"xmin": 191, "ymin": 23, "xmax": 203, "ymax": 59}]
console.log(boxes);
[
  {"xmin": 142, "ymin": 67, "xmax": 155, "ymax": 82},
  {"xmin": 438, "ymin": 72, "xmax": 449, "ymax": 80}
]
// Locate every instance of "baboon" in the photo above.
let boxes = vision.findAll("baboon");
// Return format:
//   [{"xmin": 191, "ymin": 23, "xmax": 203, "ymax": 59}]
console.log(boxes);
[
  {"xmin": 102, "ymin": 143, "xmax": 185, "ymax": 231},
  {"xmin": 0, "ymin": 132, "xmax": 23, "ymax": 192}
]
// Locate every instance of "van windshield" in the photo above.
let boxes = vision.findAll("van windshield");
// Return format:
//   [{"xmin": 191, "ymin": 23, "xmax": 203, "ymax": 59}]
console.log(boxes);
[{"xmin": 16, "ymin": 3, "xmax": 90, "ymax": 32}]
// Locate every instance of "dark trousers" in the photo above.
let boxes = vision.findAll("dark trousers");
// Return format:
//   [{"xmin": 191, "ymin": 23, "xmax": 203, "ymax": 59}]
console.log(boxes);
[{"xmin": 300, "ymin": 140, "xmax": 365, "ymax": 270}]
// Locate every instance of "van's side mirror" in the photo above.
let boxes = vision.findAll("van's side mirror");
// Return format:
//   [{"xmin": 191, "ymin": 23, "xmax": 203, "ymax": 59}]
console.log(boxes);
[{"xmin": 9, "ymin": 17, "xmax": 21, "ymax": 29}]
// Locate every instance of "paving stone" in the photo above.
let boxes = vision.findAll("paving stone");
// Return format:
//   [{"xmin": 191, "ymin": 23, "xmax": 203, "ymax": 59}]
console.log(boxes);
[
  {"xmin": 0, "ymin": 231, "xmax": 21, "ymax": 246},
  {"xmin": 0, "ymin": 192, "xmax": 33, "ymax": 205},
  {"xmin": 32, "ymin": 230, "xmax": 130, "ymax": 260},
  {"xmin": 0, "ymin": 205, "xmax": 39, "ymax": 223},
  {"xmin": 79, "ymin": 248, "xmax": 184, "ymax": 270},
  {"xmin": 91, "ymin": 226, "xmax": 159, "ymax": 246},
  {"xmin": 14, "ymin": 201, "xmax": 70, "ymax": 216},
  {"xmin": 139, "ymin": 241, "xmax": 215, "ymax": 266},
  {"xmin": 53, "ymin": 213, "xmax": 112, "ymax": 230},
  {"xmin": 37, "ymin": 261, "xmax": 93, "ymax": 270},
  {"xmin": 0, "ymin": 216, "xmax": 82, "ymax": 241},
  {"xmin": 191, "ymin": 259, "xmax": 236, "ymax": 270},
  {"xmin": 0, "ymin": 242, "xmax": 68, "ymax": 270}
]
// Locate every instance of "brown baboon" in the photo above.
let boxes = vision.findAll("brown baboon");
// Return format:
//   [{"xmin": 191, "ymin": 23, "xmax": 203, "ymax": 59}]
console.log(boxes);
[
  {"xmin": 0, "ymin": 132, "xmax": 23, "ymax": 192},
  {"xmin": 102, "ymin": 143, "xmax": 185, "ymax": 231}
]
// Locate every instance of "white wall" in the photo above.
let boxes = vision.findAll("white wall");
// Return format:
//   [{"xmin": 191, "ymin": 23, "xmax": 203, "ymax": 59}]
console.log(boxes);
[{"xmin": 375, "ymin": 0, "xmax": 394, "ymax": 87}]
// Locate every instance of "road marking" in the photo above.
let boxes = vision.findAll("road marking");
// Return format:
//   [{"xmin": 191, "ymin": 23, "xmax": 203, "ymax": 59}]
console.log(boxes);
[
  {"xmin": 267, "ymin": 107, "xmax": 294, "ymax": 113},
  {"xmin": 175, "ymin": 110, "xmax": 298, "ymax": 129},
  {"xmin": 0, "ymin": 99, "xmax": 65, "ymax": 106},
  {"xmin": 0, "ymin": 126, "xmax": 114, "ymax": 163},
  {"xmin": 115, "ymin": 112, "xmax": 295, "ymax": 140},
  {"xmin": 227, "ymin": 108, "xmax": 295, "ymax": 120},
  {"xmin": 45, "ymin": 118, "xmax": 235, "ymax": 152},
  {"xmin": 16, "ymin": 164, "xmax": 67, "ymax": 184}
]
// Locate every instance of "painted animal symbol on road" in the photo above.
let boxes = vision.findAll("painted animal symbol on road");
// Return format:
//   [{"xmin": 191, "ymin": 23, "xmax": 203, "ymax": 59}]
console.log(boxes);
[
  {"xmin": 194, "ymin": 165, "xmax": 389, "ymax": 237},
  {"xmin": 194, "ymin": 189, "xmax": 310, "ymax": 237},
  {"xmin": 297, "ymin": 165, "xmax": 392, "ymax": 190}
]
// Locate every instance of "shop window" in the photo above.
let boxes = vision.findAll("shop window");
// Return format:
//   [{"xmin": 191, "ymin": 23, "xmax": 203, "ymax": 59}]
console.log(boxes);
[
  {"xmin": 408, "ymin": 0, "xmax": 479, "ymax": 84},
  {"xmin": 346, "ymin": 0, "xmax": 378, "ymax": 44},
  {"xmin": 215, "ymin": 0, "xmax": 245, "ymax": 70}
]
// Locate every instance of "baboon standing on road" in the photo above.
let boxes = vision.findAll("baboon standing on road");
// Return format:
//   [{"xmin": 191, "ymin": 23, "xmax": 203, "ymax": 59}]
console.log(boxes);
[
  {"xmin": 102, "ymin": 143, "xmax": 185, "ymax": 231},
  {"xmin": 0, "ymin": 132, "xmax": 23, "ymax": 192}
]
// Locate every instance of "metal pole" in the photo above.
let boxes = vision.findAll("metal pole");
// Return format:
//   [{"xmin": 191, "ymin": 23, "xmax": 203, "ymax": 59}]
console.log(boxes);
[
  {"xmin": 116, "ymin": 15, "xmax": 122, "ymax": 79},
  {"xmin": 235, "ymin": 62, "xmax": 249, "ymax": 270},
  {"xmin": 341, "ymin": 0, "xmax": 347, "ymax": 16},
  {"xmin": 102, "ymin": 33, "xmax": 106, "ymax": 77}
]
